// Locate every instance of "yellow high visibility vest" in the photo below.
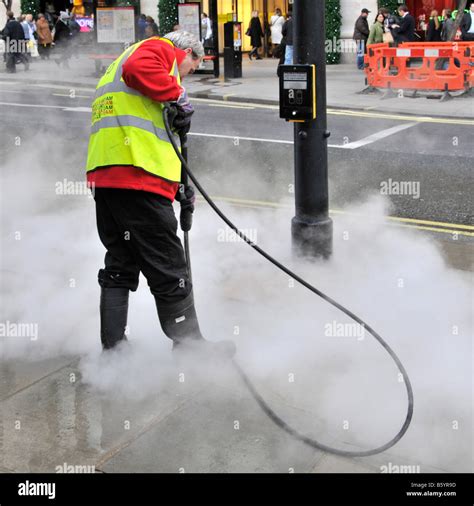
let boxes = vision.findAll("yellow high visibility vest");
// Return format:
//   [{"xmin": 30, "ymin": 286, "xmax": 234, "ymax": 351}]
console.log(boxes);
[{"xmin": 86, "ymin": 37, "xmax": 181, "ymax": 182}]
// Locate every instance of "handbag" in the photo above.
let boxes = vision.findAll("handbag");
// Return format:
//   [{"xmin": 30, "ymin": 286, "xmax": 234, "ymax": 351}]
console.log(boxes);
[
  {"xmin": 245, "ymin": 27, "xmax": 251, "ymax": 37},
  {"xmin": 273, "ymin": 44, "xmax": 283, "ymax": 58},
  {"xmin": 383, "ymin": 31, "xmax": 394, "ymax": 43}
]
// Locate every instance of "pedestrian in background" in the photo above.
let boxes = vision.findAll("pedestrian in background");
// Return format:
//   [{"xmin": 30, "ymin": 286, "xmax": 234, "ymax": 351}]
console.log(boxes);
[
  {"xmin": 426, "ymin": 10, "xmax": 441, "ymax": 41},
  {"xmin": 19, "ymin": 14, "xmax": 28, "ymax": 39},
  {"xmin": 367, "ymin": 12, "xmax": 385, "ymax": 45},
  {"xmin": 45, "ymin": 1, "xmax": 55, "ymax": 27},
  {"xmin": 36, "ymin": 13, "xmax": 53, "ymax": 59},
  {"xmin": 137, "ymin": 14, "xmax": 147, "ymax": 41},
  {"xmin": 281, "ymin": 12, "xmax": 293, "ymax": 64},
  {"xmin": 2, "ymin": 11, "xmax": 29, "ymax": 73},
  {"xmin": 145, "ymin": 16, "xmax": 159, "ymax": 38},
  {"xmin": 391, "ymin": 4, "xmax": 416, "ymax": 44},
  {"xmin": 247, "ymin": 10, "xmax": 263, "ymax": 60},
  {"xmin": 25, "ymin": 14, "xmax": 38, "ymax": 58},
  {"xmin": 461, "ymin": 2, "xmax": 474, "ymax": 41},
  {"xmin": 269, "ymin": 8, "xmax": 284, "ymax": 57},
  {"xmin": 201, "ymin": 12, "xmax": 213, "ymax": 46},
  {"xmin": 54, "ymin": 12, "xmax": 73, "ymax": 68},
  {"xmin": 441, "ymin": 9, "xmax": 454, "ymax": 41},
  {"xmin": 353, "ymin": 8, "xmax": 370, "ymax": 70}
]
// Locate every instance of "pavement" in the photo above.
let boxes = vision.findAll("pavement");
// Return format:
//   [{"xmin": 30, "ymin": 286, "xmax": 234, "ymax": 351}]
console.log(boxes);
[
  {"xmin": 0, "ymin": 57, "xmax": 472, "ymax": 476},
  {"xmin": 0, "ymin": 55, "xmax": 473, "ymax": 118}
]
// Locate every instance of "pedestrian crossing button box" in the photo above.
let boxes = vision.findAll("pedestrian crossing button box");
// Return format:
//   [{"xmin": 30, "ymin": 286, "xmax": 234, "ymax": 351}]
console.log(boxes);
[{"xmin": 279, "ymin": 64, "xmax": 316, "ymax": 122}]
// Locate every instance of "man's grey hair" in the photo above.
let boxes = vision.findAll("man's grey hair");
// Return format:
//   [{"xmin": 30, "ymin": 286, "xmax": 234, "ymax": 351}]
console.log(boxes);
[{"xmin": 164, "ymin": 31, "xmax": 204, "ymax": 59}]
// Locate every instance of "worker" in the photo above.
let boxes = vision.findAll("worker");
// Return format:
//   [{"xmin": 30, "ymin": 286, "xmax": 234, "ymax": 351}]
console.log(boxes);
[{"xmin": 86, "ymin": 31, "xmax": 236, "ymax": 358}]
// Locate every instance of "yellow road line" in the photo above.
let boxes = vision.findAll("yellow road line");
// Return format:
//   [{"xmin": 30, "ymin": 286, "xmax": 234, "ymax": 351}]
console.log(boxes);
[
  {"xmin": 390, "ymin": 223, "xmax": 474, "ymax": 237},
  {"xmin": 191, "ymin": 97, "xmax": 474, "ymax": 125},
  {"xmin": 197, "ymin": 195, "xmax": 474, "ymax": 237},
  {"xmin": 329, "ymin": 208, "xmax": 474, "ymax": 231},
  {"xmin": 327, "ymin": 109, "xmax": 474, "ymax": 126}
]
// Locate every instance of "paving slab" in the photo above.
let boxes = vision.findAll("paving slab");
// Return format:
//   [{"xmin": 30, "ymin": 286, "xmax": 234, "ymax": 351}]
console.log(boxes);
[
  {"xmin": 0, "ymin": 356, "xmax": 203, "ymax": 472},
  {"xmin": 100, "ymin": 364, "xmax": 324, "ymax": 473}
]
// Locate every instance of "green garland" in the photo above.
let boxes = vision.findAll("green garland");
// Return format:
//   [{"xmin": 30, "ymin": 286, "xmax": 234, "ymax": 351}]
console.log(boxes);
[
  {"xmin": 158, "ymin": 0, "xmax": 178, "ymax": 36},
  {"xmin": 325, "ymin": 0, "xmax": 341, "ymax": 64},
  {"xmin": 20, "ymin": 0, "xmax": 39, "ymax": 17},
  {"xmin": 377, "ymin": 0, "xmax": 400, "ymax": 14}
]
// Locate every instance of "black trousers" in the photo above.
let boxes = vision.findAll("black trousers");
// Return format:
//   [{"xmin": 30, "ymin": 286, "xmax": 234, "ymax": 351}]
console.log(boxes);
[
  {"xmin": 94, "ymin": 188, "xmax": 191, "ymax": 304},
  {"xmin": 6, "ymin": 52, "xmax": 29, "ymax": 72}
]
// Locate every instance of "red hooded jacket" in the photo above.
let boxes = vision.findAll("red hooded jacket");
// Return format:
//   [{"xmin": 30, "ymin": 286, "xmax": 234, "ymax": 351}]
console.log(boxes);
[{"xmin": 87, "ymin": 38, "xmax": 187, "ymax": 201}]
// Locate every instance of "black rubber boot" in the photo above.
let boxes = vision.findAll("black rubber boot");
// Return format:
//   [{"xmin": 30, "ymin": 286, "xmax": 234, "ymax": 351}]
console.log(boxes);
[
  {"xmin": 100, "ymin": 287, "xmax": 130, "ymax": 350},
  {"xmin": 156, "ymin": 293, "xmax": 236, "ymax": 359}
]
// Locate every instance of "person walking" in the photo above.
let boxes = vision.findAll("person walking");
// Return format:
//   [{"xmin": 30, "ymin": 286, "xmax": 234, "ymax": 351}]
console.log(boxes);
[
  {"xmin": 391, "ymin": 4, "xmax": 416, "ymax": 44},
  {"xmin": 269, "ymin": 8, "xmax": 284, "ymax": 57},
  {"xmin": 367, "ymin": 12, "xmax": 385, "ymax": 45},
  {"xmin": 426, "ymin": 10, "xmax": 441, "ymax": 41},
  {"xmin": 36, "ymin": 13, "xmax": 53, "ymax": 59},
  {"xmin": 2, "ymin": 11, "xmax": 29, "ymax": 73},
  {"xmin": 247, "ymin": 10, "xmax": 263, "ymax": 60},
  {"xmin": 85, "ymin": 31, "xmax": 235, "ymax": 358},
  {"xmin": 54, "ymin": 12, "xmax": 73, "ymax": 68},
  {"xmin": 353, "ymin": 8, "xmax": 370, "ymax": 70},
  {"xmin": 201, "ymin": 12, "xmax": 213, "ymax": 46},
  {"xmin": 461, "ymin": 2, "xmax": 474, "ymax": 41}
]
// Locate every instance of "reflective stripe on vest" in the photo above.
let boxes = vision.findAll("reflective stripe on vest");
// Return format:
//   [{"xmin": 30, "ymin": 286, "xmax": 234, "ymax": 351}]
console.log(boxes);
[{"xmin": 86, "ymin": 37, "xmax": 181, "ymax": 182}]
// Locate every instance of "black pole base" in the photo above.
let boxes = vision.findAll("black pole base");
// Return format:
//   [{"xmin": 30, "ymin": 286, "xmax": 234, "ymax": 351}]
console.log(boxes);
[{"xmin": 291, "ymin": 215, "xmax": 333, "ymax": 259}]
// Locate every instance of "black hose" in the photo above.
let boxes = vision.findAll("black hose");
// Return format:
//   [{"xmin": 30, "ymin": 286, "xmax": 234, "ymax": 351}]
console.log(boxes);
[{"xmin": 163, "ymin": 107, "xmax": 414, "ymax": 457}]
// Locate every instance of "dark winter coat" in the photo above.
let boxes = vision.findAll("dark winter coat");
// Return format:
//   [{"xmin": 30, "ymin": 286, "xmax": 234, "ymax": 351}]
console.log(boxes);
[
  {"xmin": 2, "ymin": 19, "xmax": 26, "ymax": 42},
  {"xmin": 248, "ymin": 16, "xmax": 263, "ymax": 48},
  {"xmin": 441, "ymin": 18, "xmax": 454, "ymax": 41},
  {"xmin": 281, "ymin": 17, "xmax": 293, "ymax": 46},
  {"xmin": 54, "ymin": 19, "xmax": 71, "ymax": 44},
  {"xmin": 353, "ymin": 15, "xmax": 369, "ymax": 41},
  {"xmin": 461, "ymin": 11, "xmax": 473, "ymax": 38},
  {"xmin": 426, "ymin": 18, "xmax": 441, "ymax": 41},
  {"xmin": 393, "ymin": 13, "xmax": 416, "ymax": 43}
]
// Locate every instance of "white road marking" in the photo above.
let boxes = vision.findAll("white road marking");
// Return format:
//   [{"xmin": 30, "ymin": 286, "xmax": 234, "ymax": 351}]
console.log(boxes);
[
  {"xmin": 188, "ymin": 131, "xmax": 341, "ymax": 148},
  {"xmin": 208, "ymin": 103, "xmax": 255, "ymax": 110},
  {"xmin": 192, "ymin": 97, "xmax": 278, "ymax": 110},
  {"xmin": 62, "ymin": 106, "xmax": 93, "ymax": 112},
  {"xmin": 340, "ymin": 122, "xmax": 418, "ymax": 149},
  {"xmin": 188, "ymin": 132, "xmax": 293, "ymax": 144},
  {"xmin": 52, "ymin": 93, "xmax": 92, "ymax": 98},
  {"xmin": 0, "ymin": 99, "xmax": 421, "ymax": 149},
  {"xmin": 0, "ymin": 101, "xmax": 68, "ymax": 110},
  {"xmin": 32, "ymin": 83, "xmax": 96, "ymax": 92}
]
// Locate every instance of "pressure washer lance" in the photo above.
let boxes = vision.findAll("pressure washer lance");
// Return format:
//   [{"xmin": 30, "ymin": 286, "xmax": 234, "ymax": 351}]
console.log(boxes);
[
  {"xmin": 178, "ymin": 130, "xmax": 192, "ymax": 282},
  {"xmin": 164, "ymin": 106, "xmax": 414, "ymax": 458}
]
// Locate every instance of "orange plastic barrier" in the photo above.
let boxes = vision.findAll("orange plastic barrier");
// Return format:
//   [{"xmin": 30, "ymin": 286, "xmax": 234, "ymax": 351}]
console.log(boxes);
[{"xmin": 364, "ymin": 42, "xmax": 474, "ymax": 94}]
